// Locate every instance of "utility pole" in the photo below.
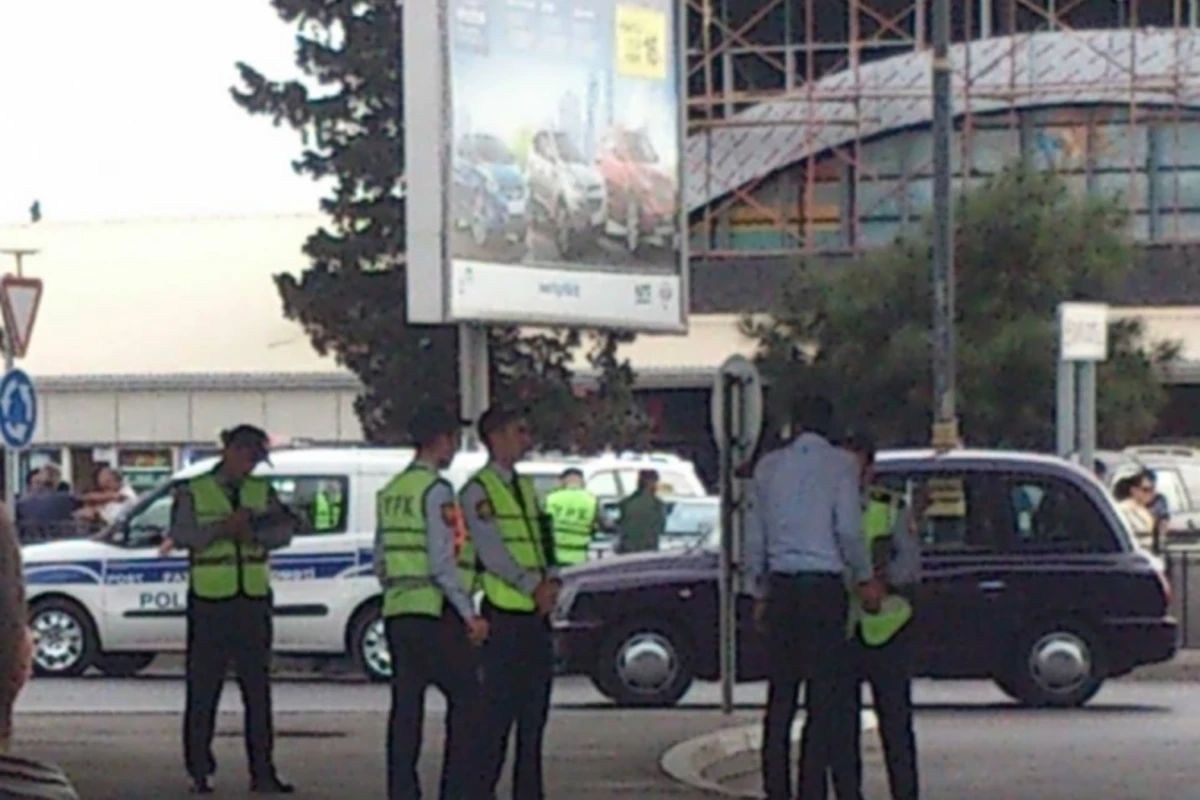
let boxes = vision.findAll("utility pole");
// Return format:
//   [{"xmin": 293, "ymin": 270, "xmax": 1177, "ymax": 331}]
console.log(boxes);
[
  {"xmin": 0, "ymin": 248, "xmax": 38, "ymax": 511},
  {"xmin": 930, "ymin": 0, "xmax": 959, "ymax": 450}
]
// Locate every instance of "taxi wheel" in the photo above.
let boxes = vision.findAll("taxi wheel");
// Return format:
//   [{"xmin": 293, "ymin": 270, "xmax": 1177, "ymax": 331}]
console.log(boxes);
[
  {"xmin": 29, "ymin": 597, "xmax": 98, "ymax": 678},
  {"xmin": 95, "ymin": 653, "xmax": 155, "ymax": 678},
  {"xmin": 999, "ymin": 622, "xmax": 1106, "ymax": 708},
  {"xmin": 591, "ymin": 617, "xmax": 694, "ymax": 708},
  {"xmin": 349, "ymin": 605, "xmax": 392, "ymax": 683}
]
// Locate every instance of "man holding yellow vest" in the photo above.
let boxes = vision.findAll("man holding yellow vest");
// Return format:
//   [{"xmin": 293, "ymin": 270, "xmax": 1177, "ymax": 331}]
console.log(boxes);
[
  {"xmin": 376, "ymin": 406, "xmax": 489, "ymax": 800},
  {"xmin": 168, "ymin": 424, "xmax": 297, "ymax": 795},
  {"xmin": 460, "ymin": 404, "xmax": 560, "ymax": 800},
  {"xmin": 842, "ymin": 434, "xmax": 920, "ymax": 800}
]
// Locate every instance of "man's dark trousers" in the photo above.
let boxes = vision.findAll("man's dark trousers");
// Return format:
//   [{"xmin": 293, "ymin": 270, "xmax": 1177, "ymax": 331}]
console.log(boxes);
[
  {"xmin": 184, "ymin": 594, "xmax": 276, "ymax": 784},
  {"xmin": 851, "ymin": 627, "xmax": 919, "ymax": 800},
  {"xmin": 386, "ymin": 608, "xmax": 485, "ymax": 800},
  {"xmin": 761, "ymin": 573, "xmax": 861, "ymax": 800},
  {"xmin": 478, "ymin": 603, "xmax": 554, "ymax": 800}
]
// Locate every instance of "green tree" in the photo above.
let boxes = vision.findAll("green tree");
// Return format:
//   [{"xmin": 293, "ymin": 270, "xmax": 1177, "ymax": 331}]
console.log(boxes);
[
  {"xmin": 745, "ymin": 166, "xmax": 1179, "ymax": 449},
  {"xmin": 232, "ymin": 0, "xmax": 646, "ymax": 447},
  {"xmin": 575, "ymin": 331, "xmax": 653, "ymax": 452}
]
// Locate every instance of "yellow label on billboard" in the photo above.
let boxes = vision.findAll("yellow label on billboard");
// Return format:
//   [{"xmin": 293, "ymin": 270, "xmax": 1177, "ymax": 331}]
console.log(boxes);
[{"xmin": 615, "ymin": 5, "xmax": 668, "ymax": 80}]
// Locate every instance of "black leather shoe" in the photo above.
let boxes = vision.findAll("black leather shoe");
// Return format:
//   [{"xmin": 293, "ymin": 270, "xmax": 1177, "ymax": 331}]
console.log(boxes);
[
  {"xmin": 189, "ymin": 775, "xmax": 214, "ymax": 794},
  {"xmin": 251, "ymin": 774, "xmax": 295, "ymax": 794}
]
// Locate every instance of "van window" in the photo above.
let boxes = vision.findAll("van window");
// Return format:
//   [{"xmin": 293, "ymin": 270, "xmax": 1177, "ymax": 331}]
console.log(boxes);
[
  {"xmin": 1002, "ymin": 475, "xmax": 1115, "ymax": 552},
  {"xmin": 118, "ymin": 474, "xmax": 350, "ymax": 547}
]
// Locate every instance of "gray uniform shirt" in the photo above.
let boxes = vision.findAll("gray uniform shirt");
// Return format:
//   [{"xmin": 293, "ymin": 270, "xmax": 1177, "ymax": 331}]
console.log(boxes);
[
  {"xmin": 460, "ymin": 462, "xmax": 555, "ymax": 599},
  {"xmin": 373, "ymin": 470, "xmax": 475, "ymax": 621},
  {"xmin": 168, "ymin": 474, "xmax": 295, "ymax": 553},
  {"xmin": 884, "ymin": 504, "xmax": 921, "ymax": 589}
]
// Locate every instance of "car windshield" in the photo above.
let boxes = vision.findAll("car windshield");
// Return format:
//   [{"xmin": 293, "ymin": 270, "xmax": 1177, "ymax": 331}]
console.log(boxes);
[
  {"xmin": 623, "ymin": 132, "xmax": 659, "ymax": 164},
  {"xmin": 552, "ymin": 133, "xmax": 586, "ymax": 164},
  {"xmin": 471, "ymin": 135, "xmax": 516, "ymax": 164}
]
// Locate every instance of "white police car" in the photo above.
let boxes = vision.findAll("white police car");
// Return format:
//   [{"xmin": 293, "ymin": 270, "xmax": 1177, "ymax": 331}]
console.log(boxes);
[{"xmin": 22, "ymin": 446, "xmax": 707, "ymax": 680}]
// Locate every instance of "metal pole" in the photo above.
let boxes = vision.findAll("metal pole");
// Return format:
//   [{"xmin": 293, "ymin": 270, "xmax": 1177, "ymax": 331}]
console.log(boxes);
[
  {"xmin": 931, "ymin": 0, "xmax": 959, "ymax": 448},
  {"xmin": 458, "ymin": 324, "xmax": 490, "ymax": 451},
  {"xmin": 718, "ymin": 372, "xmax": 736, "ymax": 716},
  {"xmin": 1055, "ymin": 357, "xmax": 1077, "ymax": 458},
  {"xmin": 2, "ymin": 339, "xmax": 13, "ymax": 516},
  {"xmin": 1076, "ymin": 361, "xmax": 1098, "ymax": 479}
]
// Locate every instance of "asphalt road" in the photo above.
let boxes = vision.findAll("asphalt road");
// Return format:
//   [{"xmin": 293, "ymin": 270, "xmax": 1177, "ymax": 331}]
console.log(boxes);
[{"xmin": 16, "ymin": 677, "xmax": 1200, "ymax": 798}]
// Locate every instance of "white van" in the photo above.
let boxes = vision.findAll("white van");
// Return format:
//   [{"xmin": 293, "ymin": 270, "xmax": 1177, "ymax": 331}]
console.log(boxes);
[{"xmin": 21, "ymin": 447, "xmax": 706, "ymax": 682}]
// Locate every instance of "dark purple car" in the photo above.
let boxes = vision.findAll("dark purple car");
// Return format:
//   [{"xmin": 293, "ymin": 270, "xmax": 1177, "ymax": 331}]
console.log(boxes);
[{"xmin": 552, "ymin": 450, "xmax": 1177, "ymax": 708}]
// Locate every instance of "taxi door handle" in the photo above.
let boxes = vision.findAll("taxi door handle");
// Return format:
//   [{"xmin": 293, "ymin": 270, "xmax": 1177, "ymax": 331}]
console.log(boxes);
[{"xmin": 977, "ymin": 580, "xmax": 1006, "ymax": 593}]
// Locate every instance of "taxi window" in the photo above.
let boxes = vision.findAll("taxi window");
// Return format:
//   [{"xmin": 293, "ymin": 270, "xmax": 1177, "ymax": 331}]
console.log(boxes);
[
  {"xmin": 880, "ymin": 471, "xmax": 999, "ymax": 553},
  {"xmin": 1004, "ymin": 475, "xmax": 1116, "ymax": 552}
]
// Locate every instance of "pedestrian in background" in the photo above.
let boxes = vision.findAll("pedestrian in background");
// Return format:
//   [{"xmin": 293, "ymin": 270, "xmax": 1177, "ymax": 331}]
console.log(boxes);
[
  {"xmin": 544, "ymin": 468, "xmax": 599, "ymax": 566},
  {"xmin": 614, "ymin": 469, "xmax": 666, "ymax": 555},
  {"xmin": 169, "ymin": 424, "xmax": 297, "ymax": 795},
  {"xmin": 841, "ymin": 433, "xmax": 920, "ymax": 800},
  {"xmin": 743, "ymin": 395, "xmax": 883, "ymax": 800},
  {"xmin": 461, "ymin": 404, "xmax": 560, "ymax": 800}
]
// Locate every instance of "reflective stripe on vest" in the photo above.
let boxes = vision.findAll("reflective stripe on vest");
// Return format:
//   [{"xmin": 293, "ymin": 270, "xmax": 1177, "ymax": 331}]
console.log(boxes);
[
  {"xmin": 545, "ymin": 487, "xmax": 597, "ymax": 566},
  {"xmin": 848, "ymin": 487, "xmax": 914, "ymax": 646},
  {"xmin": 314, "ymin": 492, "xmax": 340, "ymax": 531},
  {"xmin": 466, "ymin": 466, "xmax": 546, "ymax": 613},
  {"xmin": 377, "ymin": 466, "xmax": 477, "ymax": 618},
  {"xmin": 188, "ymin": 474, "xmax": 271, "ymax": 600}
]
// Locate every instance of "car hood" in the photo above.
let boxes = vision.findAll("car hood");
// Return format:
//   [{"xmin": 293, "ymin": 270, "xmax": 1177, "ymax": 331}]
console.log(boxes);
[
  {"xmin": 481, "ymin": 163, "xmax": 525, "ymax": 190},
  {"xmin": 565, "ymin": 163, "xmax": 603, "ymax": 189},
  {"xmin": 561, "ymin": 548, "xmax": 714, "ymax": 587}
]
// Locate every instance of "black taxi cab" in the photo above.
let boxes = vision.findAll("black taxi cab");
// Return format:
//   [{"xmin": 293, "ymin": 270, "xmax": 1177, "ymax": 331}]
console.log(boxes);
[{"xmin": 551, "ymin": 450, "xmax": 1178, "ymax": 708}]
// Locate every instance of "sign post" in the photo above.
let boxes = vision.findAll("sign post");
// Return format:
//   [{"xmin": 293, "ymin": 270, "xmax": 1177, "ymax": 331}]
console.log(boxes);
[
  {"xmin": 0, "ymin": 255, "xmax": 42, "ymax": 513},
  {"xmin": 710, "ymin": 355, "xmax": 763, "ymax": 715},
  {"xmin": 1056, "ymin": 302, "xmax": 1109, "ymax": 475}
]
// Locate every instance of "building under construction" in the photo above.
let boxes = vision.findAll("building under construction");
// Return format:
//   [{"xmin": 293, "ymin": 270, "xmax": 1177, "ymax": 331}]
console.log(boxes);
[{"xmin": 685, "ymin": 0, "xmax": 1200, "ymax": 255}]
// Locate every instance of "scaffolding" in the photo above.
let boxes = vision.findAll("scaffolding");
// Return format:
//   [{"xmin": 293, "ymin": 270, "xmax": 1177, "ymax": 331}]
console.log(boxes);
[{"xmin": 686, "ymin": 0, "xmax": 1200, "ymax": 258}]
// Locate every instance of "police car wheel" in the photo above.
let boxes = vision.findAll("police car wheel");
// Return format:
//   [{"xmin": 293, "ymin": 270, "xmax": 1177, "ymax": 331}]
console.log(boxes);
[
  {"xmin": 591, "ymin": 618, "xmax": 694, "ymax": 708},
  {"xmin": 95, "ymin": 653, "xmax": 155, "ymax": 678},
  {"xmin": 29, "ymin": 598, "xmax": 98, "ymax": 678},
  {"xmin": 999, "ymin": 622, "xmax": 1106, "ymax": 708},
  {"xmin": 349, "ymin": 605, "xmax": 391, "ymax": 683}
]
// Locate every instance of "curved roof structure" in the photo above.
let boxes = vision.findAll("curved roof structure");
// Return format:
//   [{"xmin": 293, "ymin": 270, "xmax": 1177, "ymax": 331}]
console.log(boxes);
[{"xmin": 685, "ymin": 29, "xmax": 1200, "ymax": 211}]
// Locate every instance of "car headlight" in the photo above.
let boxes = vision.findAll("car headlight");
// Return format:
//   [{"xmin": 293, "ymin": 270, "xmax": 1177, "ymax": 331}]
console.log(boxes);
[{"xmin": 552, "ymin": 582, "xmax": 579, "ymax": 623}]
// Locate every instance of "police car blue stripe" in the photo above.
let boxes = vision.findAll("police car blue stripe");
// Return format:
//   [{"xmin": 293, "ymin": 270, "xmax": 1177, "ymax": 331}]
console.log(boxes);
[
  {"xmin": 25, "ymin": 563, "xmax": 104, "ymax": 586},
  {"xmin": 25, "ymin": 554, "xmax": 364, "ymax": 586}
]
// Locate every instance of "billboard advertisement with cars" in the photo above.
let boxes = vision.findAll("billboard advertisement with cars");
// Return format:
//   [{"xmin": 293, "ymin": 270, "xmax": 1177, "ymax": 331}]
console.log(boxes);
[{"xmin": 405, "ymin": 0, "xmax": 687, "ymax": 332}]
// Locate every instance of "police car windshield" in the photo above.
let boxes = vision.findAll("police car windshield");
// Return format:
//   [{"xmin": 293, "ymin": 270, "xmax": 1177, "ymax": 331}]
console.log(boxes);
[{"xmin": 98, "ymin": 478, "xmax": 178, "ymax": 543}]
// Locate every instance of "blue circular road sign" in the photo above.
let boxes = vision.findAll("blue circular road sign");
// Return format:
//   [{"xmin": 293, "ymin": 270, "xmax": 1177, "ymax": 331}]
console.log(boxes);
[{"xmin": 0, "ymin": 368, "xmax": 37, "ymax": 449}]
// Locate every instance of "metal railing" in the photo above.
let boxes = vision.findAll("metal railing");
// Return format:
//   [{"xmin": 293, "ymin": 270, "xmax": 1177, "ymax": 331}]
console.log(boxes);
[{"xmin": 1164, "ymin": 546, "xmax": 1200, "ymax": 649}]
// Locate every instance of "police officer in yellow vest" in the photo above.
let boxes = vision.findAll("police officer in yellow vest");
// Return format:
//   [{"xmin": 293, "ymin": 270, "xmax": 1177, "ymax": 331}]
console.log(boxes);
[
  {"xmin": 544, "ymin": 469, "xmax": 598, "ymax": 566},
  {"xmin": 460, "ymin": 404, "xmax": 560, "ymax": 800},
  {"xmin": 168, "ymin": 425, "xmax": 298, "ymax": 795},
  {"xmin": 842, "ymin": 433, "xmax": 920, "ymax": 800},
  {"xmin": 376, "ymin": 406, "xmax": 490, "ymax": 800}
]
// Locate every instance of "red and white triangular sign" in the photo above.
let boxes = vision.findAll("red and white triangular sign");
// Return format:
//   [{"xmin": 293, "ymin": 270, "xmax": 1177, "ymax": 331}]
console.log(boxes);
[{"xmin": 0, "ymin": 276, "xmax": 43, "ymax": 359}]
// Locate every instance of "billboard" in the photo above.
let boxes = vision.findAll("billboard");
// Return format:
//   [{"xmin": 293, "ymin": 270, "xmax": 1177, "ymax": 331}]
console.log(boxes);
[{"xmin": 405, "ymin": 0, "xmax": 687, "ymax": 332}]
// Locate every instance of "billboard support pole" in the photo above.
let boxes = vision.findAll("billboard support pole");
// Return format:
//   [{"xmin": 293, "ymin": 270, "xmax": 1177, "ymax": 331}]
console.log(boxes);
[{"xmin": 459, "ymin": 324, "xmax": 490, "ymax": 451}]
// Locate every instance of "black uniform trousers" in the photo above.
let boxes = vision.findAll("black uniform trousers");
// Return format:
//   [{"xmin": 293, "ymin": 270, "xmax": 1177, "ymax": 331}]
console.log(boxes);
[
  {"xmin": 761, "ymin": 573, "xmax": 861, "ymax": 800},
  {"xmin": 478, "ymin": 602, "xmax": 554, "ymax": 800},
  {"xmin": 386, "ymin": 608, "xmax": 485, "ymax": 800},
  {"xmin": 184, "ymin": 594, "xmax": 276, "ymax": 783},
  {"xmin": 850, "ymin": 626, "xmax": 919, "ymax": 800}
]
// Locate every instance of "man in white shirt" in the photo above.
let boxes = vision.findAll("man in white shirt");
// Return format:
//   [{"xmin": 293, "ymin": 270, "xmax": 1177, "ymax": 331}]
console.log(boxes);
[{"xmin": 744, "ymin": 396, "xmax": 884, "ymax": 800}]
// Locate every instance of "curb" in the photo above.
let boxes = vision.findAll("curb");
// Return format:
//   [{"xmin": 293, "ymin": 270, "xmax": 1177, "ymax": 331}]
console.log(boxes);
[{"xmin": 660, "ymin": 711, "xmax": 879, "ymax": 799}]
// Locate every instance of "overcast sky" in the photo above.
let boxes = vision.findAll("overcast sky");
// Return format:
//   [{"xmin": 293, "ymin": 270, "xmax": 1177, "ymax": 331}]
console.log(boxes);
[{"xmin": 0, "ymin": 0, "xmax": 329, "ymax": 225}]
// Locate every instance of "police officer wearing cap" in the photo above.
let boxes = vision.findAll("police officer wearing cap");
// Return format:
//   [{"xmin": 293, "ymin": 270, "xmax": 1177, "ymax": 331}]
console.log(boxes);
[
  {"xmin": 376, "ymin": 406, "xmax": 490, "ymax": 800},
  {"xmin": 460, "ymin": 404, "xmax": 560, "ymax": 800},
  {"xmin": 168, "ymin": 425, "xmax": 298, "ymax": 795}
]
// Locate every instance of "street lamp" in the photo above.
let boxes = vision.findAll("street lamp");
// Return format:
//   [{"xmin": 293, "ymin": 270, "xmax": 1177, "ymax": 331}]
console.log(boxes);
[{"xmin": 930, "ymin": 0, "xmax": 959, "ymax": 450}]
